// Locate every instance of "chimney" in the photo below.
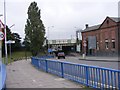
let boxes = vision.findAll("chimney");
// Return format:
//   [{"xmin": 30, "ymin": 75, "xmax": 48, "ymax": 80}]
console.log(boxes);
[{"xmin": 85, "ymin": 24, "xmax": 89, "ymax": 28}]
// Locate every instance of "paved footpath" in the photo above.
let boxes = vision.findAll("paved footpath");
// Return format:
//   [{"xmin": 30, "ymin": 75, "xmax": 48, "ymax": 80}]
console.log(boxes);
[{"xmin": 6, "ymin": 60, "xmax": 83, "ymax": 88}]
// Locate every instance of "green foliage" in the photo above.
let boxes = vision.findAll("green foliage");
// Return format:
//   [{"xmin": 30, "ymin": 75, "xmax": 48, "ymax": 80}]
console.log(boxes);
[
  {"xmin": 12, "ymin": 33, "xmax": 21, "ymax": 51},
  {"xmin": 24, "ymin": 1, "xmax": 45, "ymax": 56},
  {"xmin": 2, "ymin": 51, "xmax": 32, "ymax": 64}
]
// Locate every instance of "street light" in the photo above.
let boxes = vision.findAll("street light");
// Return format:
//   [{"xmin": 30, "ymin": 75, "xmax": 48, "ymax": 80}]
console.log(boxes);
[
  {"xmin": 9, "ymin": 24, "xmax": 15, "ymax": 29},
  {"xmin": 47, "ymin": 26, "xmax": 54, "ymax": 53},
  {"xmin": 47, "ymin": 26, "xmax": 54, "ymax": 40},
  {"xmin": 0, "ymin": 15, "xmax": 4, "ymax": 65},
  {"xmin": 4, "ymin": 0, "xmax": 8, "ymax": 65}
]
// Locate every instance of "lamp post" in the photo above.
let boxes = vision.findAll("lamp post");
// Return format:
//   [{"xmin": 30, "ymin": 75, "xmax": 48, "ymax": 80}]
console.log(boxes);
[
  {"xmin": 4, "ymin": 0, "xmax": 8, "ymax": 65},
  {"xmin": 9, "ymin": 24, "xmax": 15, "ymax": 29},
  {"xmin": 0, "ymin": 15, "xmax": 4, "ymax": 65},
  {"xmin": 47, "ymin": 26, "xmax": 54, "ymax": 54}
]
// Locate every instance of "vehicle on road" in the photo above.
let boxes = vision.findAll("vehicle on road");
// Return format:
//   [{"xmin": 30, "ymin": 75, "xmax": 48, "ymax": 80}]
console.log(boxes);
[{"xmin": 57, "ymin": 52, "xmax": 65, "ymax": 59}]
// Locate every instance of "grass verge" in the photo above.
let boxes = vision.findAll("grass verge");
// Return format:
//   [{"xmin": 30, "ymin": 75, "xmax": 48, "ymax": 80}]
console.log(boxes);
[{"xmin": 2, "ymin": 51, "xmax": 32, "ymax": 64}]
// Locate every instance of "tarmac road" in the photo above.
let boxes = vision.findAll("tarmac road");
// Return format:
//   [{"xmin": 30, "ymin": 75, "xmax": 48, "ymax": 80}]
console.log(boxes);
[{"xmin": 50, "ymin": 56, "xmax": 120, "ymax": 70}]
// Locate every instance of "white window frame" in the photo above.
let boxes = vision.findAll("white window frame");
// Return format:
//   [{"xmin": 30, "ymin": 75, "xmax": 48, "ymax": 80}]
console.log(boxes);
[
  {"xmin": 112, "ymin": 39, "xmax": 115, "ymax": 49},
  {"xmin": 105, "ymin": 40, "xmax": 109, "ymax": 49}
]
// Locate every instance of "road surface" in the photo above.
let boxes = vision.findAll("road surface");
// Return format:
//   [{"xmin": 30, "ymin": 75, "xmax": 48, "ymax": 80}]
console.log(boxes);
[{"xmin": 50, "ymin": 56, "xmax": 120, "ymax": 70}]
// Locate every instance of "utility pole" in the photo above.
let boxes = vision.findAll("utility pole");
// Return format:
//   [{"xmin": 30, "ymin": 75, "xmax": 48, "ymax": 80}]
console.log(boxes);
[{"xmin": 4, "ymin": 0, "xmax": 8, "ymax": 65}]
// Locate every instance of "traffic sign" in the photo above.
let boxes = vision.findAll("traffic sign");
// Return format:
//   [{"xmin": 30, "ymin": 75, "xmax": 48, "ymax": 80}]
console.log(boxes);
[
  {"xmin": 5, "ymin": 40, "xmax": 15, "ymax": 44},
  {"xmin": 0, "ymin": 31, "xmax": 4, "ymax": 40}
]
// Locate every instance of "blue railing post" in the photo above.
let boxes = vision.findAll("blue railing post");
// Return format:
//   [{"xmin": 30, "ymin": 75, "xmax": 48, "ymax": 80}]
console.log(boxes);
[
  {"xmin": 118, "ymin": 72, "xmax": 120, "ymax": 90},
  {"xmin": 45, "ymin": 60, "xmax": 48, "ymax": 73},
  {"xmin": 86, "ymin": 66, "xmax": 89, "ymax": 87},
  {"xmin": 61, "ymin": 62, "xmax": 64, "ymax": 78}
]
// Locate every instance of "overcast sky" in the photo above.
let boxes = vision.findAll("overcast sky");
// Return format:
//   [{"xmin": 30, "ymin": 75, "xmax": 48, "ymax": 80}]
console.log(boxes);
[{"xmin": 0, "ymin": 0, "xmax": 119, "ymax": 41}]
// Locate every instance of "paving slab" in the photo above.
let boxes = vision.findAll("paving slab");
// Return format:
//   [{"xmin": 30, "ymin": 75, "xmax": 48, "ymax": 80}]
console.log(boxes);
[{"xmin": 6, "ymin": 60, "xmax": 83, "ymax": 88}]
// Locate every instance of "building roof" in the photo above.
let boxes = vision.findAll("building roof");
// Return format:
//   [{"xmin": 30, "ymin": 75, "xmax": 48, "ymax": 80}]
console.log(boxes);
[
  {"xmin": 110, "ymin": 17, "xmax": 120, "ymax": 22},
  {"xmin": 81, "ymin": 24, "xmax": 101, "ymax": 32},
  {"xmin": 82, "ymin": 17, "xmax": 120, "ymax": 33}
]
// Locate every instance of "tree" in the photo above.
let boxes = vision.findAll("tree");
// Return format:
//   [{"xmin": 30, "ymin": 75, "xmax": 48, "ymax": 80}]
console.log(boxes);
[
  {"xmin": 22, "ymin": 37, "xmax": 30, "ymax": 51},
  {"xmin": 24, "ymin": 1, "xmax": 45, "ymax": 56},
  {"xmin": 12, "ymin": 33, "xmax": 21, "ymax": 51}
]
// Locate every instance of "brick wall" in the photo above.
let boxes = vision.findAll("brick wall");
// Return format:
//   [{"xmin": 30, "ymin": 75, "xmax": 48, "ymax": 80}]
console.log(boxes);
[{"xmin": 82, "ymin": 17, "xmax": 118, "ymax": 56}]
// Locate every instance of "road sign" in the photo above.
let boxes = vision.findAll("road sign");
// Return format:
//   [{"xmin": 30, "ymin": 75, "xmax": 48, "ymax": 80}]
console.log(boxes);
[
  {"xmin": 0, "ymin": 31, "xmax": 4, "ymax": 40},
  {"xmin": 5, "ymin": 40, "xmax": 15, "ymax": 44}
]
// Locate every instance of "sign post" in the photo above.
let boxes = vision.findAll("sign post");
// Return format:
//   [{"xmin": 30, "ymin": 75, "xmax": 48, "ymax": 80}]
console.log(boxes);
[{"xmin": 6, "ymin": 40, "xmax": 15, "ymax": 64}]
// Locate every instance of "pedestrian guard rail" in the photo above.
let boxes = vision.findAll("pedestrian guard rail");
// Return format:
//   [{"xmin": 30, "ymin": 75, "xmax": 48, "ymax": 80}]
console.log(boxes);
[
  {"xmin": 0, "ymin": 62, "xmax": 7, "ymax": 90},
  {"xmin": 31, "ymin": 57, "xmax": 120, "ymax": 89}
]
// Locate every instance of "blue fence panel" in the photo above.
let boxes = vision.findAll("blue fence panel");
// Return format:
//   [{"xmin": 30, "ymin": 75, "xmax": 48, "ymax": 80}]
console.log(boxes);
[
  {"xmin": 31, "ymin": 57, "xmax": 120, "ymax": 90},
  {"xmin": 39, "ymin": 59, "xmax": 46, "ymax": 71},
  {"xmin": 86, "ymin": 66, "xmax": 120, "ymax": 89},
  {"xmin": 63, "ymin": 63, "xmax": 87, "ymax": 85},
  {"xmin": 31, "ymin": 57, "xmax": 39, "ymax": 68},
  {"xmin": 47, "ymin": 60, "xmax": 62, "ymax": 77}
]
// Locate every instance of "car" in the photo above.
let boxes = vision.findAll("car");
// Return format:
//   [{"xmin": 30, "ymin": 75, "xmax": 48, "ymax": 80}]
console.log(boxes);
[{"xmin": 57, "ymin": 52, "xmax": 65, "ymax": 59}]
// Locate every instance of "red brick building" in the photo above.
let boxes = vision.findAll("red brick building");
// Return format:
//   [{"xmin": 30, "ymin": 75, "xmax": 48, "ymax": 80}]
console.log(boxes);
[{"xmin": 81, "ymin": 17, "xmax": 120, "ymax": 56}]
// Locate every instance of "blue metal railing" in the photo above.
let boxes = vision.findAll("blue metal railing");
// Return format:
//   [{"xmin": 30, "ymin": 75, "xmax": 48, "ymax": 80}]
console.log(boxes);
[
  {"xmin": 31, "ymin": 57, "xmax": 120, "ymax": 89},
  {"xmin": 0, "ymin": 62, "xmax": 7, "ymax": 90}
]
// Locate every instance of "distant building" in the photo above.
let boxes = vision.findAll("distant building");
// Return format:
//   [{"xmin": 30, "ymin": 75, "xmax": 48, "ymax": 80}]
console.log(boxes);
[
  {"xmin": 81, "ymin": 17, "xmax": 120, "ymax": 56},
  {"xmin": 48, "ymin": 39, "xmax": 76, "ymax": 53}
]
